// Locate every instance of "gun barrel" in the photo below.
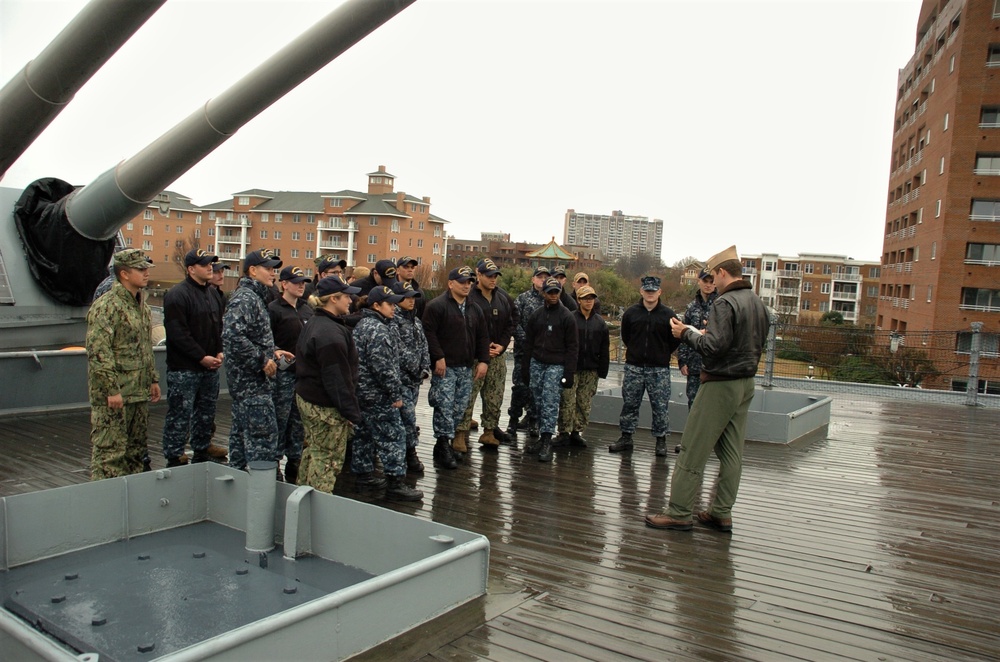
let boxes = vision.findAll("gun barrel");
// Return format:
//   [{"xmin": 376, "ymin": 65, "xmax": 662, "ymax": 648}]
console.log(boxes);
[
  {"xmin": 67, "ymin": 0, "xmax": 417, "ymax": 241},
  {"xmin": 0, "ymin": 0, "xmax": 166, "ymax": 179}
]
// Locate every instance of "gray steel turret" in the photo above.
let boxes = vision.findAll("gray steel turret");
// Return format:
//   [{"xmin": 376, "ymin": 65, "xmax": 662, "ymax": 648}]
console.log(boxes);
[{"xmin": 0, "ymin": 0, "xmax": 416, "ymax": 350}]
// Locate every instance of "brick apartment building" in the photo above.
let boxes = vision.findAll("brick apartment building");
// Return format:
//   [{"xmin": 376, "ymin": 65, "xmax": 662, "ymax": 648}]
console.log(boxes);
[
  {"xmin": 741, "ymin": 253, "xmax": 881, "ymax": 327},
  {"xmin": 563, "ymin": 209, "xmax": 663, "ymax": 260},
  {"xmin": 118, "ymin": 166, "xmax": 448, "ymax": 283},
  {"xmin": 883, "ymin": 0, "xmax": 1000, "ymax": 391}
]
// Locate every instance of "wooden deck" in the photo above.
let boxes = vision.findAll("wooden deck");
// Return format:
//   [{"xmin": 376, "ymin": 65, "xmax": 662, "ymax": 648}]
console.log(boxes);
[{"xmin": 2, "ymin": 390, "xmax": 998, "ymax": 661}]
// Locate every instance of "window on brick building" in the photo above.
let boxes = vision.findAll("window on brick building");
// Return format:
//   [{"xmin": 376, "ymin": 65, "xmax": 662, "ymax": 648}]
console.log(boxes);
[
  {"xmin": 966, "ymin": 243, "xmax": 1000, "ymax": 263},
  {"xmin": 989, "ymin": 45, "xmax": 1000, "ymax": 67},
  {"xmin": 961, "ymin": 288, "xmax": 1000, "ymax": 312},
  {"xmin": 971, "ymin": 199, "xmax": 1000, "ymax": 221}
]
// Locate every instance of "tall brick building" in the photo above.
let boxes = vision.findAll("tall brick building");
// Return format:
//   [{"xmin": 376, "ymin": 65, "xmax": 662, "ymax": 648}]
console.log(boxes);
[
  {"xmin": 882, "ymin": 0, "xmax": 1000, "ymax": 390},
  {"xmin": 118, "ymin": 165, "xmax": 448, "ymax": 282}
]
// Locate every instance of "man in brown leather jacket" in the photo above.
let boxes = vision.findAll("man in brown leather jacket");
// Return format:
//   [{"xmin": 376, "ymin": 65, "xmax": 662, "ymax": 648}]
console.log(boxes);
[{"xmin": 645, "ymin": 245, "xmax": 770, "ymax": 534}]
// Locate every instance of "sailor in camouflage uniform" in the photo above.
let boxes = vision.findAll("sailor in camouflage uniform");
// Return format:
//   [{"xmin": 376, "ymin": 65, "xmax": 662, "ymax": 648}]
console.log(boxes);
[
  {"xmin": 508, "ymin": 265, "xmax": 550, "ymax": 438},
  {"xmin": 352, "ymin": 286, "xmax": 423, "ymax": 501},
  {"xmin": 391, "ymin": 280, "xmax": 430, "ymax": 473},
  {"xmin": 677, "ymin": 269, "xmax": 717, "ymax": 407},
  {"xmin": 609, "ymin": 276, "xmax": 681, "ymax": 458},
  {"xmin": 557, "ymin": 285, "xmax": 610, "ymax": 448},
  {"xmin": 86, "ymin": 249, "xmax": 160, "ymax": 479},
  {"xmin": 458, "ymin": 259, "xmax": 518, "ymax": 450},
  {"xmin": 222, "ymin": 249, "xmax": 291, "ymax": 470},
  {"xmin": 423, "ymin": 266, "xmax": 490, "ymax": 469},
  {"xmin": 521, "ymin": 277, "xmax": 578, "ymax": 462}
]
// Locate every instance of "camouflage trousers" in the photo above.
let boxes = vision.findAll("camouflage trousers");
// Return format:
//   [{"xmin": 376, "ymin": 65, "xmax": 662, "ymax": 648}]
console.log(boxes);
[
  {"xmin": 459, "ymin": 353, "xmax": 506, "ymax": 433},
  {"xmin": 619, "ymin": 364, "xmax": 671, "ymax": 437},
  {"xmin": 399, "ymin": 381, "xmax": 421, "ymax": 450},
  {"xmin": 297, "ymin": 395, "xmax": 350, "ymax": 493},
  {"xmin": 161, "ymin": 369, "xmax": 220, "ymax": 460},
  {"xmin": 428, "ymin": 365, "xmax": 473, "ymax": 439},
  {"xmin": 529, "ymin": 359, "xmax": 563, "ymax": 435},
  {"xmin": 685, "ymin": 373, "xmax": 702, "ymax": 408},
  {"xmin": 228, "ymin": 388, "xmax": 278, "ymax": 470},
  {"xmin": 273, "ymin": 370, "xmax": 304, "ymax": 460},
  {"xmin": 90, "ymin": 402, "xmax": 149, "ymax": 480},
  {"xmin": 508, "ymin": 349, "xmax": 535, "ymax": 422},
  {"xmin": 351, "ymin": 399, "xmax": 406, "ymax": 477},
  {"xmin": 558, "ymin": 369, "xmax": 599, "ymax": 434}
]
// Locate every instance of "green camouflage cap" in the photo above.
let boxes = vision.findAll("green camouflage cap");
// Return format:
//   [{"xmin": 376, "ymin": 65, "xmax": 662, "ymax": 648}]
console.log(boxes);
[{"xmin": 113, "ymin": 249, "xmax": 154, "ymax": 269}]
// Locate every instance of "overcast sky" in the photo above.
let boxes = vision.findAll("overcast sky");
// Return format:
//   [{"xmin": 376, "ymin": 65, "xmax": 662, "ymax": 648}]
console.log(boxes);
[{"xmin": 1, "ymin": 0, "xmax": 923, "ymax": 266}]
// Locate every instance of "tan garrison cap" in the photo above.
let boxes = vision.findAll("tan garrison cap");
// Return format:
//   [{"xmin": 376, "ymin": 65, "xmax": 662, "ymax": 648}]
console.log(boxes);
[{"xmin": 705, "ymin": 245, "xmax": 739, "ymax": 272}]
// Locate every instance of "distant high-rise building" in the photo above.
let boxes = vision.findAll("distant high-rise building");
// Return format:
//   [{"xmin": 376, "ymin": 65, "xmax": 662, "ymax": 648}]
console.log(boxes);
[
  {"xmin": 563, "ymin": 209, "xmax": 663, "ymax": 261},
  {"xmin": 881, "ymin": 0, "xmax": 999, "ymax": 391}
]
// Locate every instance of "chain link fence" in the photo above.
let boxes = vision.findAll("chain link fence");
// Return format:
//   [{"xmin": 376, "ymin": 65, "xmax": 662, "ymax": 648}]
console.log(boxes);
[{"xmin": 607, "ymin": 320, "xmax": 999, "ymax": 408}]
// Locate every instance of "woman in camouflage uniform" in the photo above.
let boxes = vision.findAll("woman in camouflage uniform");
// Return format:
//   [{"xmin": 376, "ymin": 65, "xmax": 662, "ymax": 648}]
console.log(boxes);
[
  {"xmin": 294, "ymin": 275, "xmax": 361, "ymax": 492},
  {"xmin": 352, "ymin": 286, "xmax": 423, "ymax": 501}
]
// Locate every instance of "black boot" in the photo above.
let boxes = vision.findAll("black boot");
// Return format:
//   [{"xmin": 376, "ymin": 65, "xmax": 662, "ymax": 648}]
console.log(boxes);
[
  {"xmin": 505, "ymin": 415, "xmax": 519, "ymax": 437},
  {"xmin": 538, "ymin": 433, "xmax": 553, "ymax": 463},
  {"xmin": 527, "ymin": 418, "xmax": 540, "ymax": 438},
  {"xmin": 385, "ymin": 475, "xmax": 423, "ymax": 501},
  {"xmin": 523, "ymin": 436, "xmax": 542, "ymax": 455},
  {"xmin": 284, "ymin": 458, "xmax": 300, "ymax": 484},
  {"xmin": 354, "ymin": 472, "xmax": 387, "ymax": 491},
  {"xmin": 552, "ymin": 432, "xmax": 570, "ymax": 448},
  {"xmin": 433, "ymin": 437, "xmax": 458, "ymax": 469},
  {"xmin": 493, "ymin": 427, "xmax": 512, "ymax": 445},
  {"xmin": 655, "ymin": 436, "xmax": 668, "ymax": 457},
  {"xmin": 406, "ymin": 447, "xmax": 424, "ymax": 474},
  {"xmin": 569, "ymin": 431, "xmax": 588, "ymax": 447},
  {"xmin": 608, "ymin": 432, "xmax": 633, "ymax": 453}
]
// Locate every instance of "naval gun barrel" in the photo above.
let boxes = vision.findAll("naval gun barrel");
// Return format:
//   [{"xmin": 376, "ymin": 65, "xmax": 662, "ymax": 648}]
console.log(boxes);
[
  {"xmin": 66, "ymin": 0, "xmax": 417, "ymax": 241},
  {"xmin": 0, "ymin": 0, "xmax": 167, "ymax": 179}
]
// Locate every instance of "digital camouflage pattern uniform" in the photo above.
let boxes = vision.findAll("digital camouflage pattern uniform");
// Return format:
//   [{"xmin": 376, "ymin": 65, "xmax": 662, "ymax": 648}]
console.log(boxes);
[
  {"xmin": 677, "ymin": 290, "xmax": 717, "ymax": 406},
  {"xmin": 510, "ymin": 286, "xmax": 545, "ymax": 424},
  {"xmin": 352, "ymin": 308, "xmax": 407, "ymax": 477},
  {"xmin": 393, "ymin": 305, "xmax": 430, "ymax": 451},
  {"xmin": 222, "ymin": 277, "xmax": 279, "ymax": 469},
  {"xmin": 86, "ymin": 280, "xmax": 158, "ymax": 479}
]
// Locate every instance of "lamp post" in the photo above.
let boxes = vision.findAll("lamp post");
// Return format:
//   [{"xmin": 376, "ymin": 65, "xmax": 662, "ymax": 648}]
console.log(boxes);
[{"xmin": 807, "ymin": 365, "xmax": 814, "ymax": 379}]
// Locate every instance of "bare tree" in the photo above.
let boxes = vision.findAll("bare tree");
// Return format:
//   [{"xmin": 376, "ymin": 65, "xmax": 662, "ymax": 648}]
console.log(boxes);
[{"xmin": 171, "ymin": 230, "xmax": 201, "ymax": 278}]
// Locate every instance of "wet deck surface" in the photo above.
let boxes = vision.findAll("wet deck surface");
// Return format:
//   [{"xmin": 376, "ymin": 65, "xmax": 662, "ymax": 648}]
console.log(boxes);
[{"xmin": 2, "ymin": 389, "xmax": 998, "ymax": 661}]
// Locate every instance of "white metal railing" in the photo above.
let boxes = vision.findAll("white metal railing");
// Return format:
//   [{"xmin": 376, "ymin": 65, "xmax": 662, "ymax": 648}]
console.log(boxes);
[
  {"xmin": 964, "ymin": 259, "xmax": 1000, "ymax": 266},
  {"xmin": 778, "ymin": 288, "xmax": 800, "ymax": 296},
  {"xmin": 980, "ymin": 122, "xmax": 1000, "ymax": 129},
  {"xmin": 974, "ymin": 168, "xmax": 1000, "ymax": 175},
  {"xmin": 832, "ymin": 273, "xmax": 863, "ymax": 281},
  {"xmin": 216, "ymin": 219, "xmax": 251, "ymax": 227},
  {"xmin": 970, "ymin": 214, "xmax": 1000, "ymax": 222},
  {"xmin": 960, "ymin": 304, "xmax": 1000, "ymax": 312},
  {"xmin": 743, "ymin": 267, "xmax": 757, "ymax": 275},
  {"xmin": 832, "ymin": 291, "xmax": 859, "ymax": 301},
  {"xmin": 778, "ymin": 269, "xmax": 801, "ymax": 278}
]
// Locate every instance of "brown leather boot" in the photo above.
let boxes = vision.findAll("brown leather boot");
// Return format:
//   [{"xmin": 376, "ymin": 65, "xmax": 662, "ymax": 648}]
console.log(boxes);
[
  {"xmin": 478, "ymin": 430, "xmax": 500, "ymax": 447},
  {"xmin": 452, "ymin": 430, "xmax": 468, "ymax": 460}
]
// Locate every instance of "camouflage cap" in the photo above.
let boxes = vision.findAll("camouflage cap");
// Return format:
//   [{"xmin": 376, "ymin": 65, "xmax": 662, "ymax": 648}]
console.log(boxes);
[
  {"xmin": 640, "ymin": 275, "xmax": 661, "ymax": 291},
  {"xmin": 113, "ymin": 249, "xmax": 154, "ymax": 269}
]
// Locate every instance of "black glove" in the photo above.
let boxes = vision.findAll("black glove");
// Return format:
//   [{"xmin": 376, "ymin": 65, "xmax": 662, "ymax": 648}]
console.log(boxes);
[
  {"xmin": 560, "ymin": 373, "xmax": 574, "ymax": 389},
  {"xmin": 521, "ymin": 368, "xmax": 531, "ymax": 384}
]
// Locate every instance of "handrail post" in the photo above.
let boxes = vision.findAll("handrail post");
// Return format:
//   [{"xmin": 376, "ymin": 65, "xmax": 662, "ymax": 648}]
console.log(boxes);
[{"xmin": 966, "ymin": 322, "xmax": 983, "ymax": 407}]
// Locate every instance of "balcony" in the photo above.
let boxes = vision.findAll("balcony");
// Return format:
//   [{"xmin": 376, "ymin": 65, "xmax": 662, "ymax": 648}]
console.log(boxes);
[
  {"xmin": 318, "ymin": 221, "xmax": 357, "ymax": 231},
  {"xmin": 959, "ymin": 304, "xmax": 1000, "ymax": 312},
  {"xmin": 832, "ymin": 291, "xmax": 859, "ymax": 301},
  {"xmin": 216, "ymin": 236, "xmax": 243, "ymax": 244},
  {"xmin": 964, "ymin": 259, "xmax": 1000, "ymax": 267},
  {"xmin": 216, "ymin": 218, "xmax": 251, "ymax": 228},
  {"xmin": 831, "ymin": 273, "xmax": 863, "ymax": 282},
  {"xmin": 778, "ymin": 288, "xmax": 800, "ymax": 297},
  {"xmin": 742, "ymin": 267, "xmax": 757, "ymax": 275},
  {"xmin": 778, "ymin": 270, "xmax": 801, "ymax": 279}
]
